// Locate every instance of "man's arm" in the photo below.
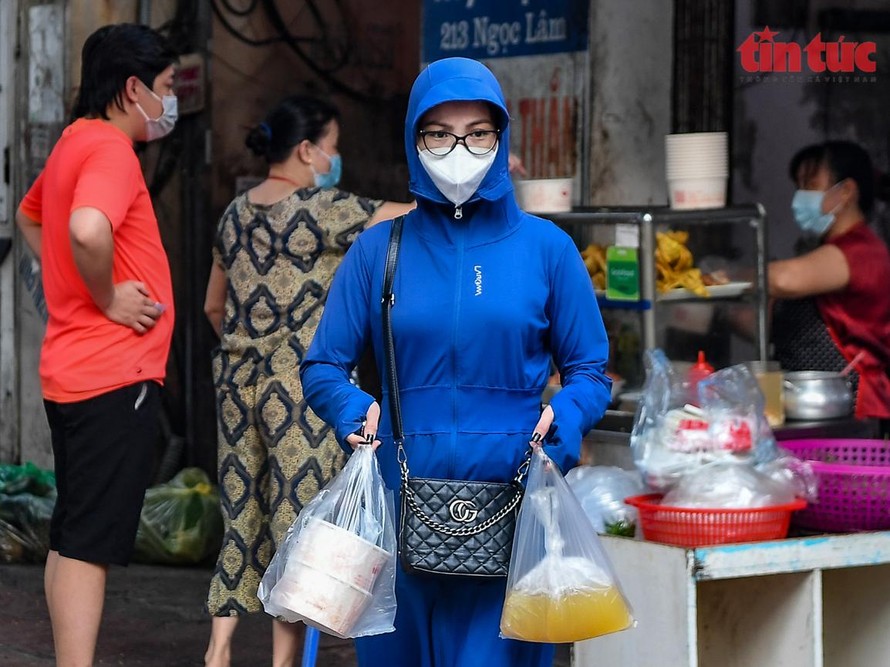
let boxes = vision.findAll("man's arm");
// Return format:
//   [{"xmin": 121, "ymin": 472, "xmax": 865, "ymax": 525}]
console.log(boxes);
[
  {"xmin": 15, "ymin": 208, "xmax": 42, "ymax": 259},
  {"xmin": 69, "ymin": 206, "xmax": 161, "ymax": 334}
]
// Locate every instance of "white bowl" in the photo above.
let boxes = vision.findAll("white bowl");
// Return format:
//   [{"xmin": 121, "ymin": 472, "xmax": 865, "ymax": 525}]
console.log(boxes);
[{"xmin": 514, "ymin": 178, "xmax": 573, "ymax": 213}]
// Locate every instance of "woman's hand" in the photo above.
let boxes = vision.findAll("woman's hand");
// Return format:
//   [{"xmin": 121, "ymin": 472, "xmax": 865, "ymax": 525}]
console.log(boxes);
[
  {"xmin": 345, "ymin": 402, "xmax": 382, "ymax": 450},
  {"xmin": 530, "ymin": 405, "xmax": 554, "ymax": 446}
]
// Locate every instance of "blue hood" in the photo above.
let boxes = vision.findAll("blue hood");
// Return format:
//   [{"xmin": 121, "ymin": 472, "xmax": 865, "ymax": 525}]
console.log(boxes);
[{"xmin": 405, "ymin": 57, "xmax": 514, "ymax": 205}]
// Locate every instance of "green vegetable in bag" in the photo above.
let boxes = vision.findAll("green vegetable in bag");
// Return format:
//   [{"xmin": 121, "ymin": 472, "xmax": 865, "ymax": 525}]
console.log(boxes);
[
  {"xmin": 0, "ymin": 462, "xmax": 55, "ymax": 496},
  {"xmin": 133, "ymin": 468, "xmax": 223, "ymax": 565},
  {"xmin": 0, "ymin": 462, "xmax": 56, "ymax": 563}
]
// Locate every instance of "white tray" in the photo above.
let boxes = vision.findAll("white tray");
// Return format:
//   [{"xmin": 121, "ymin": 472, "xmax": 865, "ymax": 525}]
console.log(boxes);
[{"xmin": 658, "ymin": 281, "xmax": 753, "ymax": 301}]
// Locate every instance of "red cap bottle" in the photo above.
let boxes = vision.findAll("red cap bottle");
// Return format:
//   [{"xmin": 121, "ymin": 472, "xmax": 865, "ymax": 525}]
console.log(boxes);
[{"xmin": 687, "ymin": 350, "xmax": 715, "ymax": 405}]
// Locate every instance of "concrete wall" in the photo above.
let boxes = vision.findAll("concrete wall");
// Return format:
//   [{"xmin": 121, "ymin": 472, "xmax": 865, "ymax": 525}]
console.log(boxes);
[{"xmin": 587, "ymin": 0, "xmax": 673, "ymax": 206}]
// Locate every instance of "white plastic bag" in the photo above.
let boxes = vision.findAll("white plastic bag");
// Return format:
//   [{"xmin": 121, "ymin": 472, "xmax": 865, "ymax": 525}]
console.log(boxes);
[
  {"xmin": 500, "ymin": 447, "xmax": 634, "ymax": 643},
  {"xmin": 565, "ymin": 466, "xmax": 644, "ymax": 537},
  {"xmin": 663, "ymin": 459, "xmax": 797, "ymax": 509},
  {"xmin": 258, "ymin": 445, "xmax": 397, "ymax": 638}
]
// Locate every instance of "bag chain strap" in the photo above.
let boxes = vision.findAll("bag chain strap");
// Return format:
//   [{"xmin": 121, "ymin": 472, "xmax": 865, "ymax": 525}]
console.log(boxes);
[{"xmin": 397, "ymin": 443, "xmax": 531, "ymax": 537}]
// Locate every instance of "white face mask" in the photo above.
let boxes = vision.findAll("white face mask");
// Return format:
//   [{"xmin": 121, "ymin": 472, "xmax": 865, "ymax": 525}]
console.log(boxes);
[
  {"xmin": 417, "ymin": 144, "xmax": 498, "ymax": 207},
  {"xmin": 136, "ymin": 85, "xmax": 178, "ymax": 141}
]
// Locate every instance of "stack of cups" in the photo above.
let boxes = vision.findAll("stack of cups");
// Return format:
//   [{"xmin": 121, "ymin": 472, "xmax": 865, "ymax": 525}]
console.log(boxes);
[{"xmin": 665, "ymin": 132, "xmax": 728, "ymax": 209}]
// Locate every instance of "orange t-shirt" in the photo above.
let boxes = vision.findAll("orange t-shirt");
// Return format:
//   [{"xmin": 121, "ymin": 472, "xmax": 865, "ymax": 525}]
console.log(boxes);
[{"xmin": 19, "ymin": 119, "xmax": 174, "ymax": 402}]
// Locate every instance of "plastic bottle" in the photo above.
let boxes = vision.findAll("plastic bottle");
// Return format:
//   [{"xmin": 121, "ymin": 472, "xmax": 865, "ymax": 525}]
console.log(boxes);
[{"xmin": 686, "ymin": 350, "xmax": 714, "ymax": 405}]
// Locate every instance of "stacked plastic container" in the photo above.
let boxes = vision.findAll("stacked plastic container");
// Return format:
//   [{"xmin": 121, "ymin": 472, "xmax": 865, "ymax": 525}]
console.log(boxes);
[{"xmin": 665, "ymin": 132, "xmax": 728, "ymax": 209}]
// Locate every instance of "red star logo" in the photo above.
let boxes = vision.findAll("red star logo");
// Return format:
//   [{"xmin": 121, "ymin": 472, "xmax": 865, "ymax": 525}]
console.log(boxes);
[{"xmin": 755, "ymin": 26, "xmax": 779, "ymax": 42}]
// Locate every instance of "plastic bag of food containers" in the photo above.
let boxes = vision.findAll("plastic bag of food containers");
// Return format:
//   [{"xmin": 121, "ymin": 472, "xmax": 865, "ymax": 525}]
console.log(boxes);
[
  {"xmin": 500, "ymin": 446, "xmax": 634, "ymax": 643},
  {"xmin": 259, "ymin": 445, "xmax": 397, "ymax": 639},
  {"xmin": 565, "ymin": 466, "xmax": 644, "ymax": 537},
  {"xmin": 0, "ymin": 462, "xmax": 56, "ymax": 564},
  {"xmin": 132, "ymin": 467, "xmax": 223, "ymax": 565},
  {"xmin": 631, "ymin": 350, "xmax": 777, "ymax": 492},
  {"xmin": 698, "ymin": 363, "xmax": 777, "ymax": 465}
]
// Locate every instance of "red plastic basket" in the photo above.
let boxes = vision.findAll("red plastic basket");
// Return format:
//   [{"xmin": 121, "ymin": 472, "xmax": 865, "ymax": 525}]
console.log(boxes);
[
  {"xmin": 625, "ymin": 494, "xmax": 806, "ymax": 548},
  {"xmin": 781, "ymin": 439, "xmax": 890, "ymax": 532}
]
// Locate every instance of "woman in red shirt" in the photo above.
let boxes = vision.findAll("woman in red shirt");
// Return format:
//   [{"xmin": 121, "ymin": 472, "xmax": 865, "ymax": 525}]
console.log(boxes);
[{"xmin": 770, "ymin": 140, "xmax": 890, "ymax": 430}]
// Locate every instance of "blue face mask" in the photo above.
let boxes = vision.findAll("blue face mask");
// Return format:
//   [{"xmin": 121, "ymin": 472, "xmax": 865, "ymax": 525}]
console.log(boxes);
[
  {"xmin": 791, "ymin": 187, "xmax": 838, "ymax": 236},
  {"xmin": 312, "ymin": 146, "xmax": 342, "ymax": 189}
]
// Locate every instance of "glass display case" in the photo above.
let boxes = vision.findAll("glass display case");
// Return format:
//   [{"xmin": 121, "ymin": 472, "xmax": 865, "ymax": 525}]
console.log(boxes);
[{"xmin": 548, "ymin": 204, "xmax": 769, "ymax": 388}]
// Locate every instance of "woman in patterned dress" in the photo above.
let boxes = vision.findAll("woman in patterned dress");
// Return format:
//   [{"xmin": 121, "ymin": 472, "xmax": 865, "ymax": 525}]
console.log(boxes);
[{"xmin": 202, "ymin": 95, "xmax": 413, "ymax": 667}]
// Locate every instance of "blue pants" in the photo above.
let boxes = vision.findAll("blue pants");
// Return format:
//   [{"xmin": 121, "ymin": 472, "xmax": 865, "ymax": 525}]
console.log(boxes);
[{"xmin": 356, "ymin": 568, "xmax": 555, "ymax": 667}]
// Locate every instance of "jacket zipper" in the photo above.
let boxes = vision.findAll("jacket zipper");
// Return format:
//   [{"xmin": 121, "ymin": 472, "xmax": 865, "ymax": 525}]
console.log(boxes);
[{"xmin": 449, "ymin": 228, "xmax": 465, "ymax": 478}]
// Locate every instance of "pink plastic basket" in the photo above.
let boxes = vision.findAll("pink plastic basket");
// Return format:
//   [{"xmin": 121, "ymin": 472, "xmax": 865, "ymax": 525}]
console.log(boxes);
[{"xmin": 781, "ymin": 439, "xmax": 890, "ymax": 532}]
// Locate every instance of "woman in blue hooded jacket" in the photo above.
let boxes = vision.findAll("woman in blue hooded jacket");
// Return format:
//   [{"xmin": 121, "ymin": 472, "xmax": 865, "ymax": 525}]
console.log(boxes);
[{"xmin": 300, "ymin": 57, "xmax": 611, "ymax": 667}]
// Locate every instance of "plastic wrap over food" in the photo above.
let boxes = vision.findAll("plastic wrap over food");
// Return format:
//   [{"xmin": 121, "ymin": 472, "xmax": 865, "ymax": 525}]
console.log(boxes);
[
  {"xmin": 631, "ymin": 350, "xmax": 778, "ymax": 492},
  {"xmin": 663, "ymin": 460, "xmax": 797, "ymax": 509},
  {"xmin": 755, "ymin": 448, "xmax": 818, "ymax": 503},
  {"xmin": 698, "ymin": 364, "xmax": 778, "ymax": 464},
  {"xmin": 500, "ymin": 447, "xmax": 634, "ymax": 644}
]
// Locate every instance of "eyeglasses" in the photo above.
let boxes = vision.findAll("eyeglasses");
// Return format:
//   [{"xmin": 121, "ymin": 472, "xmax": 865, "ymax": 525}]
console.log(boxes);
[{"xmin": 418, "ymin": 129, "xmax": 500, "ymax": 156}]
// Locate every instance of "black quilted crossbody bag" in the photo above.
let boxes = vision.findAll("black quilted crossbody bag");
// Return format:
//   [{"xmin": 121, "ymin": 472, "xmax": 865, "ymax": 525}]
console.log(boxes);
[{"xmin": 381, "ymin": 215, "xmax": 530, "ymax": 578}]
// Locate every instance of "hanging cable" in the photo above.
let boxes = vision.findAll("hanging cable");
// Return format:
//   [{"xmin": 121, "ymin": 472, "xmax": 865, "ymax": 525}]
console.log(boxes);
[
  {"xmin": 211, "ymin": 0, "xmax": 378, "ymax": 103},
  {"xmin": 210, "ymin": 0, "xmax": 290, "ymax": 47},
  {"xmin": 260, "ymin": 0, "xmax": 377, "ymax": 102}
]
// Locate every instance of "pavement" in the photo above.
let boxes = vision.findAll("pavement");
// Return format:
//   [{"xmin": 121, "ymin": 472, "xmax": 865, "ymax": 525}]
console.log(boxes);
[{"xmin": 0, "ymin": 563, "xmax": 572, "ymax": 666}]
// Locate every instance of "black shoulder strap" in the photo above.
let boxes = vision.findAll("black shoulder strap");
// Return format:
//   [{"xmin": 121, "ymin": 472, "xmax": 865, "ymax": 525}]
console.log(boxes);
[{"xmin": 381, "ymin": 215, "xmax": 405, "ymax": 444}]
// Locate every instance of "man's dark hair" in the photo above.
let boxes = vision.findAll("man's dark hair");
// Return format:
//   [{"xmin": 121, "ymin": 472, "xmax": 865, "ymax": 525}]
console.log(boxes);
[
  {"xmin": 71, "ymin": 23, "xmax": 177, "ymax": 120},
  {"xmin": 789, "ymin": 140, "xmax": 876, "ymax": 215}
]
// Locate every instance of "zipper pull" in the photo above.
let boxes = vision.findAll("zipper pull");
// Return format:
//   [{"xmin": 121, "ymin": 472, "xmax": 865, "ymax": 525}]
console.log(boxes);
[{"xmin": 454, "ymin": 205, "xmax": 463, "ymax": 220}]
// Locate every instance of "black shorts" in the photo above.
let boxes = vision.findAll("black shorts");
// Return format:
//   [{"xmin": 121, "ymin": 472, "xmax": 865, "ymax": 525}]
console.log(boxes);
[{"xmin": 44, "ymin": 381, "xmax": 160, "ymax": 566}]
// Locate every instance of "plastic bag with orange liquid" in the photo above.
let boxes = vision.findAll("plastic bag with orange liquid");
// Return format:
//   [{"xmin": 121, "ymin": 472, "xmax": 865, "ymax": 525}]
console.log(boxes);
[{"xmin": 500, "ymin": 446, "xmax": 635, "ymax": 643}]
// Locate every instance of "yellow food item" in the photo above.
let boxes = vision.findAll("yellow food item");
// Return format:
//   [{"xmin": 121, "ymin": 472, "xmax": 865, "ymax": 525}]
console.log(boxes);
[
  {"xmin": 581, "ymin": 231, "xmax": 712, "ymax": 296},
  {"xmin": 581, "ymin": 243, "xmax": 607, "ymax": 290},
  {"xmin": 500, "ymin": 586, "xmax": 633, "ymax": 643},
  {"xmin": 655, "ymin": 230, "xmax": 709, "ymax": 296}
]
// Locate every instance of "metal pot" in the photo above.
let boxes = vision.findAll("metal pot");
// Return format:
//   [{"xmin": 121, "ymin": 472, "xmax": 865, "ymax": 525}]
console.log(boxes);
[{"xmin": 783, "ymin": 371, "xmax": 854, "ymax": 421}]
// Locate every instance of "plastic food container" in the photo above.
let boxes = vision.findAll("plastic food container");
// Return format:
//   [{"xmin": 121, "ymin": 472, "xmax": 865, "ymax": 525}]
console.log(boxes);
[{"xmin": 270, "ymin": 518, "xmax": 389, "ymax": 637}]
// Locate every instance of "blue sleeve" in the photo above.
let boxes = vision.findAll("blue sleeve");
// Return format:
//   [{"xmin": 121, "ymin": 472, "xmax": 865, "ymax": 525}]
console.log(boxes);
[
  {"xmin": 545, "ymin": 239, "xmax": 612, "ymax": 472},
  {"xmin": 300, "ymin": 236, "xmax": 377, "ymax": 452}
]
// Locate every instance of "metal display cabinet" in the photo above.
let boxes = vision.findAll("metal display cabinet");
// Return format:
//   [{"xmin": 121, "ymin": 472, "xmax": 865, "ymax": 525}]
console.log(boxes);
[
  {"xmin": 548, "ymin": 204, "xmax": 769, "ymax": 367},
  {"xmin": 574, "ymin": 533, "xmax": 890, "ymax": 667}
]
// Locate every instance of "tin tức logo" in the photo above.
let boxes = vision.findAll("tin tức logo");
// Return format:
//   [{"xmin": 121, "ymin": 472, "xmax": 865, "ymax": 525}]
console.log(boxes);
[{"xmin": 737, "ymin": 26, "xmax": 877, "ymax": 74}]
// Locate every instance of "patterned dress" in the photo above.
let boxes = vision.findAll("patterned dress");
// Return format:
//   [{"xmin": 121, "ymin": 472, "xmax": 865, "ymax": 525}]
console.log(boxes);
[{"xmin": 206, "ymin": 187, "xmax": 381, "ymax": 616}]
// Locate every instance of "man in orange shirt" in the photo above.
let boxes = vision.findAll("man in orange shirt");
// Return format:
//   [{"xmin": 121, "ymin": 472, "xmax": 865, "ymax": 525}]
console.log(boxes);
[{"xmin": 15, "ymin": 24, "xmax": 177, "ymax": 666}]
